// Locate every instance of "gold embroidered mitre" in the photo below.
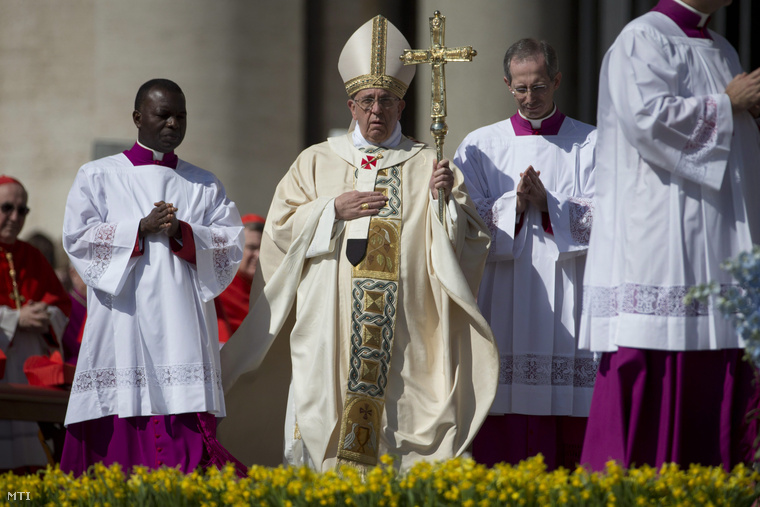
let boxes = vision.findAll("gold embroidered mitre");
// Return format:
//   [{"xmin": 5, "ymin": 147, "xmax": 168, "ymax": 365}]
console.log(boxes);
[{"xmin": 338, "ymin": 15, "xmax": 416, "ymax": 99}]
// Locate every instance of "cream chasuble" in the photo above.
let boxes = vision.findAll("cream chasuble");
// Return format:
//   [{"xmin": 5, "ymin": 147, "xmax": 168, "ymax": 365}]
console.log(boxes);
[{"xmin": 220, "ymin": 133, "xmax": 498, "ymax": 471}]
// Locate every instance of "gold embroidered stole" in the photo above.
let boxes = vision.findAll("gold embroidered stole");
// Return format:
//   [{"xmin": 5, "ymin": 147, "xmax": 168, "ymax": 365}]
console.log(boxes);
[{"xmin": 336, "ymin": 146, "xmax": 402, "ymax": 469}]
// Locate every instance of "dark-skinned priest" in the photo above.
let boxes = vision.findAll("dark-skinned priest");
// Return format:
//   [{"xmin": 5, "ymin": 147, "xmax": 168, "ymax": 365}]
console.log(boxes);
[
  {"xmin": 61, "ymin": 78, "xmax": 246, "ymax": 476},
  {"xmin": 220, "ymin": 15, "xmax": 498, "ymax": 472}
]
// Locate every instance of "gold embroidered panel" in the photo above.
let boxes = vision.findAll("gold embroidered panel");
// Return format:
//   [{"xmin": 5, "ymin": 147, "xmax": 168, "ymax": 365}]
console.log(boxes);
[
  {"xmin": 352, "ymin": 220, "xmax": 401, "ymax": 281},
  {"xmin": 347, "ymin": 278, "xmax": 397, "ymax": 397},
  {"xmin": 338, "ymin": 151, "xmax": 403, "ymax": 469},
  {"xmin": 337, "ymin": 394, "xmax": 384, "ymax": 466}
]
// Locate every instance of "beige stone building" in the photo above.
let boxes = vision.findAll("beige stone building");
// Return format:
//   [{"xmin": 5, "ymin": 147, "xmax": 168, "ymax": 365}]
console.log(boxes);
[{"xmin": 1, "ymin": 0, "xmax": 755, "ymax": 269}]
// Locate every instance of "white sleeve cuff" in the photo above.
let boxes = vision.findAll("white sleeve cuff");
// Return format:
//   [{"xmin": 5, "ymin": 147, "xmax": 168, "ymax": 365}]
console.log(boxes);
[
  {"xmin": 0, "ymin": 306, "xmax": 20, "ymax": 347},
  {"xmin": 306, "ymin": 198, "xmax": 344, "ymax": 258},
  {"xmin": 429, "ymin": 193, "xmax": 458, "ymax": 241}
]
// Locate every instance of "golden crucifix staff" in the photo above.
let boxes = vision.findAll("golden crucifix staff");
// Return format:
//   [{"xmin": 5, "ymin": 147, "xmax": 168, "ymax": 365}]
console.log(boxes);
[{"xmin": 400, "ymin": 10, "xmax": 477, "ymax": 223}]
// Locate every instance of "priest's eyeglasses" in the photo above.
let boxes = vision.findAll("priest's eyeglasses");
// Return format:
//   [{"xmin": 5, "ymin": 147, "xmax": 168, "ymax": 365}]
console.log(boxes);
[
  {"xmin": 511, "ymin": 85, "xmax": 548, "ymax": 97},
  {"xmin": 0, "ymin": 203, "xmax": 30, "ymax": 216},
  {"xmin": 354, "ymin": 97, "xmax": 400, "ymax": 112}
]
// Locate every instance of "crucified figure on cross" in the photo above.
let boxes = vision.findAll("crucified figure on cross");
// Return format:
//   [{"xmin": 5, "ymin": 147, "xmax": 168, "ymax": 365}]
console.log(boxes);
[{"xmin": 400, "ymin": 10, "xmax": 477, "ymax": 223}]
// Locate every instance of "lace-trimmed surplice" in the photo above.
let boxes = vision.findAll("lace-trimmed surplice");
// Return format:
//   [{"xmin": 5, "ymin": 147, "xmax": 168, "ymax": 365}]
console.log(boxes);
[
  {"xmin": 62, "ymin": 154, "xmax": 243, "ymax": 426},
  {"xmin": 580, "ymin": 10, "xmax": 760, "ymax": 353},
  {"xmin": 454, "ymin": 114, "xmax": 598, "ymax": 417}
]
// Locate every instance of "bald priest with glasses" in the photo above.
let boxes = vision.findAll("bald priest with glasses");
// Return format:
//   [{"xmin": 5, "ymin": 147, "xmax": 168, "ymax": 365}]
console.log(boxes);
[
  {"xmin": 221, "ymin": 15, "xmax": 498, "ymax": 472},
  {"xmin": 454, "ymin": 38, "xmax": 597, "ymax": 470}
]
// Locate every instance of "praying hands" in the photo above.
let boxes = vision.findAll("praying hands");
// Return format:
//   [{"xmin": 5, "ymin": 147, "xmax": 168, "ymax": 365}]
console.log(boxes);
[
  {"xmin": 516, "ymin": 165, "xmax": 548, "ymax": 214},
  {"xmin": 139, "ymin": 201, "xmax": 180, "ymax": 239},
  {"xmin": 725, "ymin": 67, "xmax": 760, "ymax": 115}
]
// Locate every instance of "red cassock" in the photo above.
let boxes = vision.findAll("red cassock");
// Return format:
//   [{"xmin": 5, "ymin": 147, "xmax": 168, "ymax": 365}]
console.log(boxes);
[
  {"xmin": 214, "ymin": 273, "xmax": 251, "ymax": 343},
  {"xmin": 0, "ymin": 240, "xmax": 71, "ymax": 351},
  {"xmin": 0, "ymin": 240, "xmax": 71, "ymax": 470}
]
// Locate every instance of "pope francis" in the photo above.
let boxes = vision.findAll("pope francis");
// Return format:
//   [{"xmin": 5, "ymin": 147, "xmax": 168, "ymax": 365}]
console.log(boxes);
[{"xmin": 220, "ymin": 15, "xmax": 498, "ymax": 472}]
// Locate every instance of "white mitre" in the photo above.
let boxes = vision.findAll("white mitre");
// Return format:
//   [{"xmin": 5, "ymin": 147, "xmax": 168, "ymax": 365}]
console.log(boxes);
[{"xmin": 338, "ymin": 15, "xmax": 416, "ymax": 99}]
